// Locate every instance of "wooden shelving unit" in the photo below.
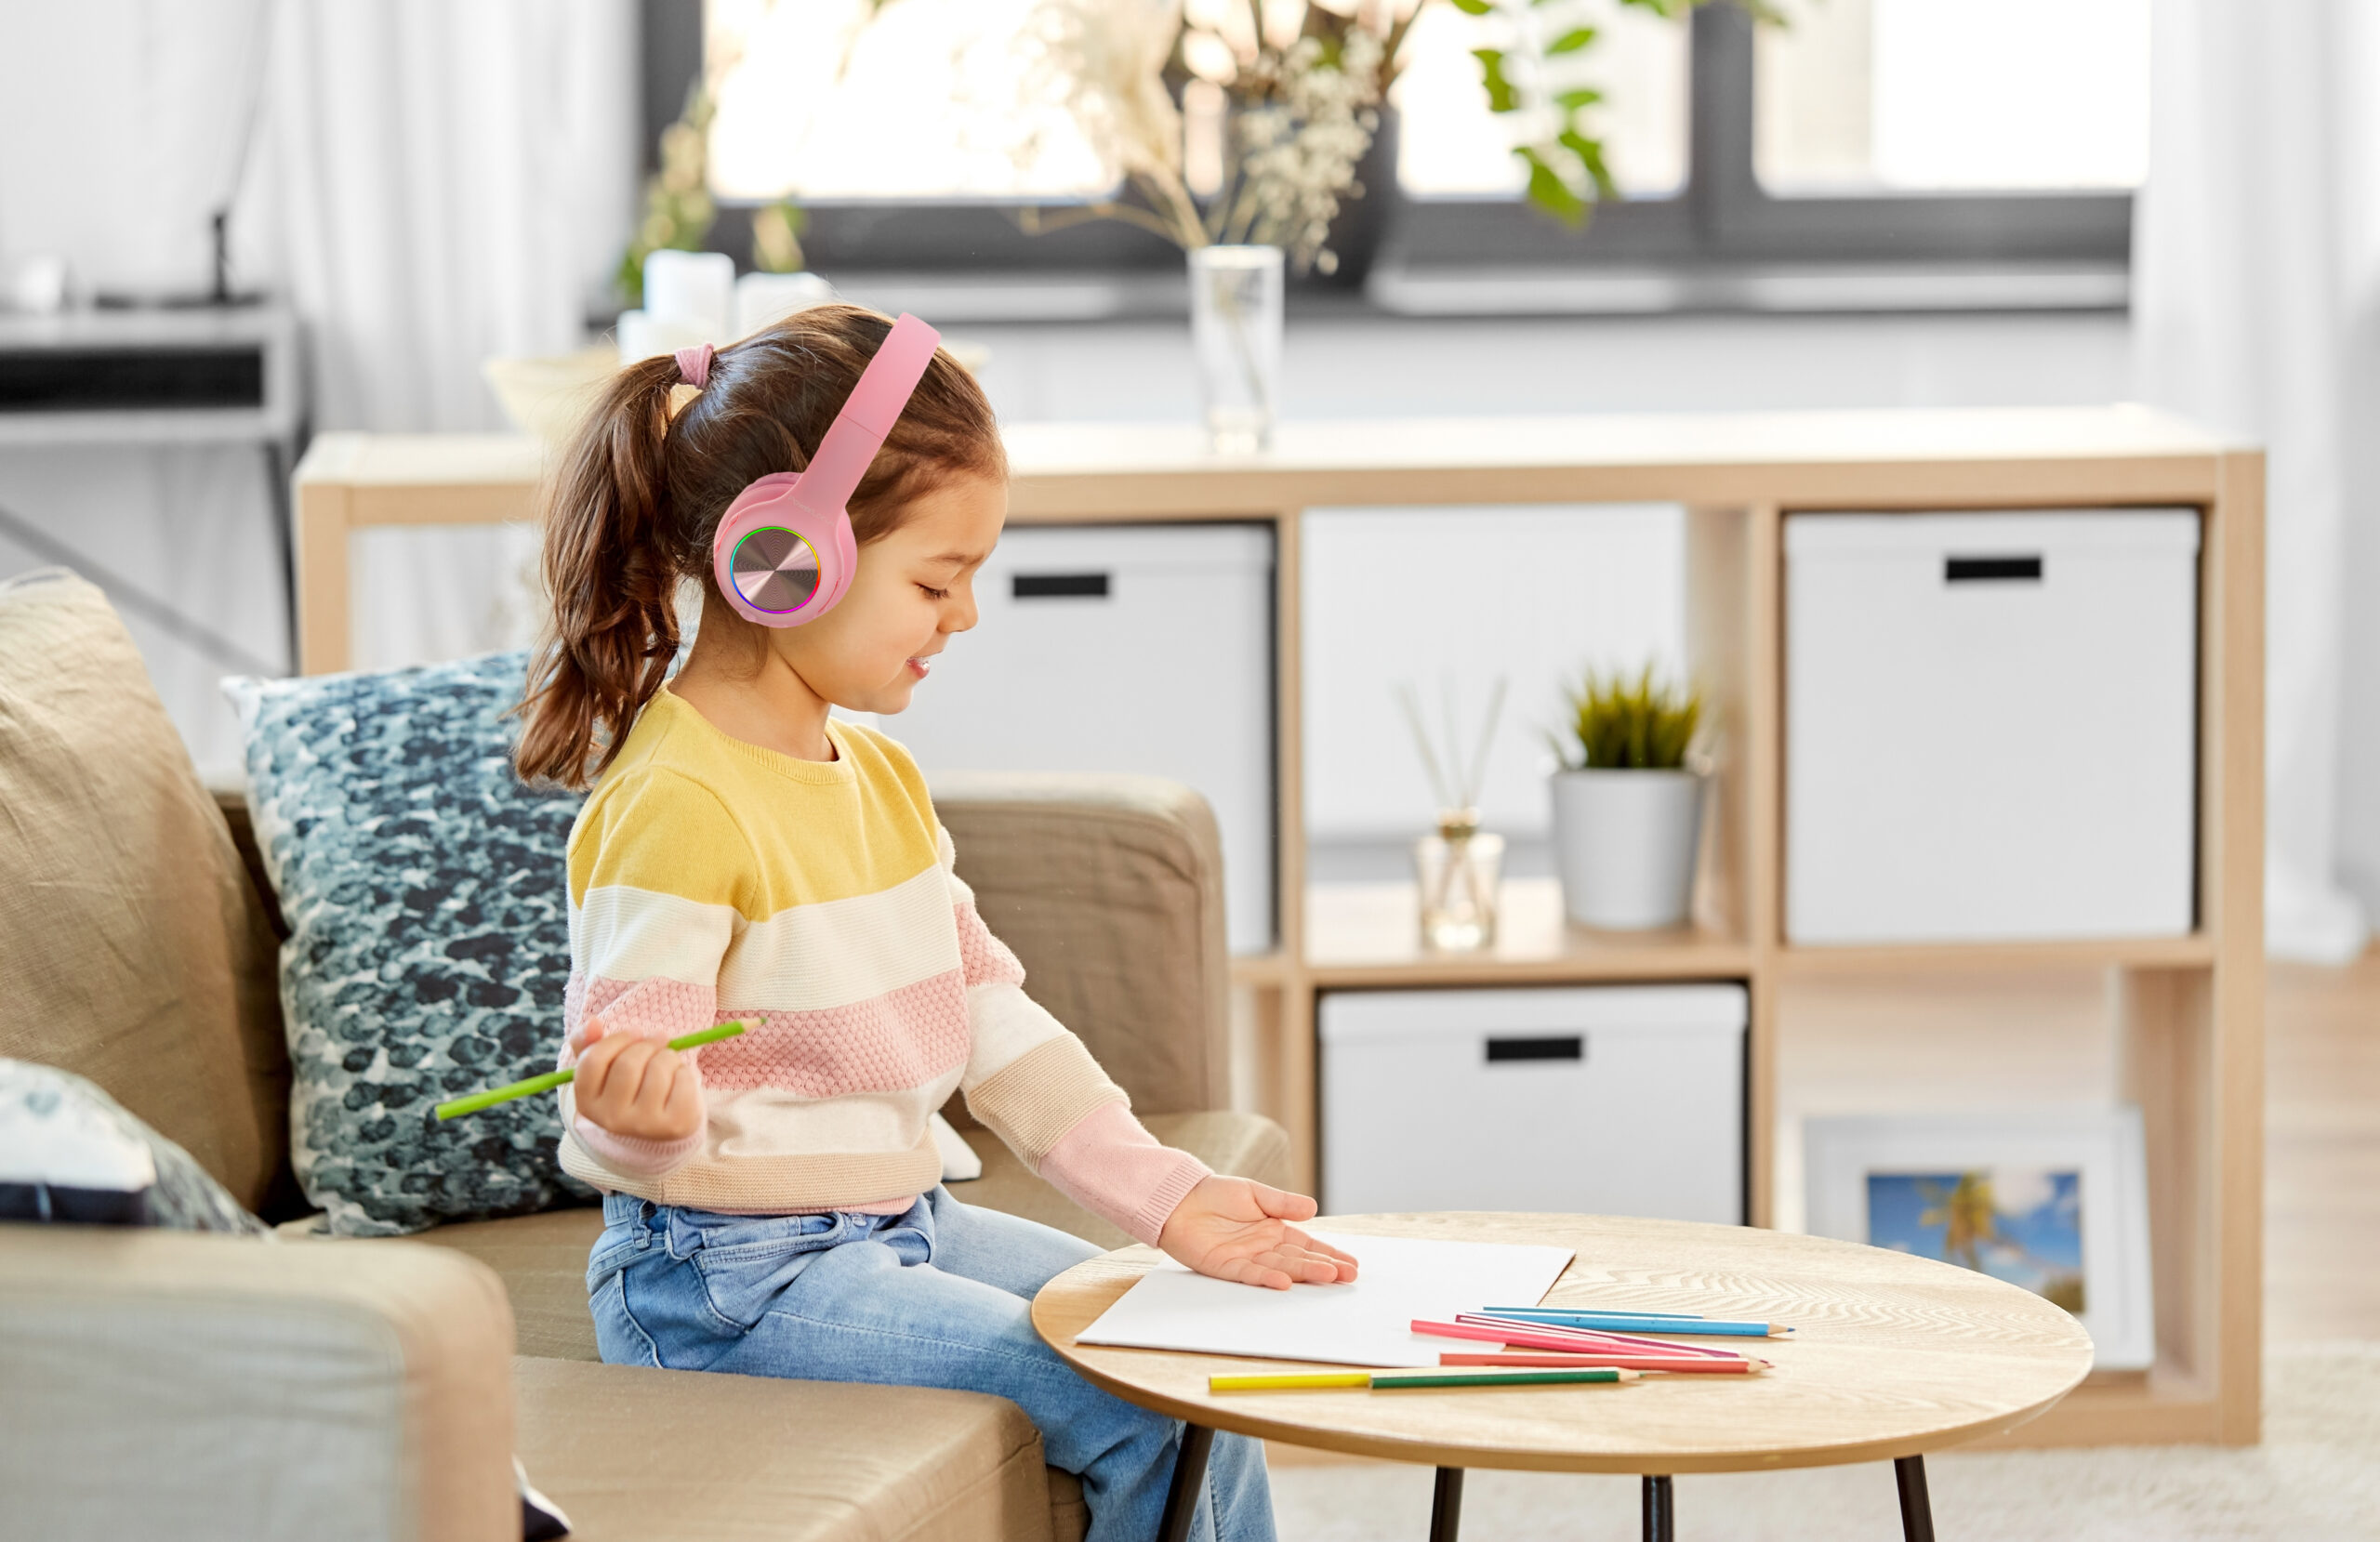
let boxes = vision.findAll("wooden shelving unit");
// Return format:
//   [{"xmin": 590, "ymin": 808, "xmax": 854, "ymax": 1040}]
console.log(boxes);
[{"xmin": 295, "ymin": 404, "xmax": 2264, "ymax": 1448}]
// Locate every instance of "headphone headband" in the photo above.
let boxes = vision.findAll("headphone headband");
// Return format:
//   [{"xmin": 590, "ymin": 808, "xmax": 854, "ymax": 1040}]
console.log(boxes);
[{"xmin": 790, "ymin": 314, "xmax": 941, "ymax": 519}]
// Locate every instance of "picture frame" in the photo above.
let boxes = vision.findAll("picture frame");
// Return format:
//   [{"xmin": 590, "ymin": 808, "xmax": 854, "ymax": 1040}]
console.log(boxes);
[{"xmin": 1804, "ymin": 1107, "xmax": 2154, "ymax": 1371}]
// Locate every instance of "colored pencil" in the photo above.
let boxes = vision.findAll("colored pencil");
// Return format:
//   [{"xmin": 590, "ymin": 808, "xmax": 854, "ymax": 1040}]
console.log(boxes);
[
  {"xmin": 1455, "ymin": 1315, "xmax": 1746, "ymax": 1359},
  {"xmin": 1479, "ymin": 1306, "xmax": 1792, "ymax": 1338},
  {"xmin": 433, "ymin": 1021, "xmax": 748, "ymax": 1120},
  {"xmin": 1440, "ymin": 1352, "xmax": 1766, "ymax": 1375},
  {"xmin": 1415, "ymin": 1319, "xmax": 1747, "ymax": 1361},
  {"xmin": 1210, "ymin": 1368, "xmax": 1640, "ymax": 1391},
  {"xmin": 1372, "ymin": 1369, "xmax": 1634, "ymax": 1390},
  {"xmin": 1487, "ymin": 1305, "xmax": 1703, "ymax": 1321}
]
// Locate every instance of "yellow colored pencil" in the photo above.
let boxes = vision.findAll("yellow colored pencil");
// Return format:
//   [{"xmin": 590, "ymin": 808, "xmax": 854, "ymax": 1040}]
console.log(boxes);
[{"xmin": 1210, "ymin": 1372, "xmax": 1376, "ymax": 1391}]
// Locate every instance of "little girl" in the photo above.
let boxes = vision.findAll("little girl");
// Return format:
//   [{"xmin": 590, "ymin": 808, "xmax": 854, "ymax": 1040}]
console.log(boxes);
[{"xmin": 513, "ymin": 304, "xmax": 1355, "ymax": 1542}]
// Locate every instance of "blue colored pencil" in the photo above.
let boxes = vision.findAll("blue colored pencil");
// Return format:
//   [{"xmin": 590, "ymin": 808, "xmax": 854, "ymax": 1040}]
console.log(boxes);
[{"xmin": 1480, "ymin": 1307, "xmax": 1792, "ymax": 1338}]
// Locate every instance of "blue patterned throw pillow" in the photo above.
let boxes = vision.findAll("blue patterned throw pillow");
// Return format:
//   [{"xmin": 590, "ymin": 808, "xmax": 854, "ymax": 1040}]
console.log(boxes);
[{"xmin": 228, "ymin": 651, "xmax": 590, "ymax": 1235}]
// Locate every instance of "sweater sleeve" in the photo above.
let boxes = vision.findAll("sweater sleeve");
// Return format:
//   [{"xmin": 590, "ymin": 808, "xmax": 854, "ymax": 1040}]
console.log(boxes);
[
  {"xmin": 557, "ymin": 769, "xmax": 745, "ymax": 1185},
  {"xmin": 942, "ymin": 827, "xmax": 1210, "ymax": 1245}
]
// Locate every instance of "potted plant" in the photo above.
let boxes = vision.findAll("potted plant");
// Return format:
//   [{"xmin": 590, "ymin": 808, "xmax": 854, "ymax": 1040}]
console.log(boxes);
[{"xmin": 1549, "ymin": 665, "xmax": 1705, "ymax": 929}]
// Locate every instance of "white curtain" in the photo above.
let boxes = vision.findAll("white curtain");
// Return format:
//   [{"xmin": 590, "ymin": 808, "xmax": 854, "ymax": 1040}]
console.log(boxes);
[
  {"xmin": 0, "ymin": 1, "xmax": 634, "ymax": 775},
  {"xmin": 2132, "ymin": 0, "xmax": 2380, "ymax": 963}
]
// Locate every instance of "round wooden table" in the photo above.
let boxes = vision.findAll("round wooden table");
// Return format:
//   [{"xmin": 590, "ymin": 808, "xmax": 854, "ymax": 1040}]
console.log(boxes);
[{"xmin": 1031, "ymin": 1213, "xmax": 2095, "ymax": 1542}]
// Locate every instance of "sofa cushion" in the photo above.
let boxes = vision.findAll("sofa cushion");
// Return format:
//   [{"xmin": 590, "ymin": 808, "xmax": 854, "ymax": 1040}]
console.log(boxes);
[
  {"xmin": 512, "ymin": 1356, "xmax": 1063, "ymax": 1542},
  {"xmin": 0, "ymin": 1060, "xmax": 267, "ymax": 1232},
  {"xmin": 0, "ymin": 571, "xmax": 290, "ymax": 1217},
  {"xmin": 228, "ymin": 650, "xmax": 591, "ymax": 1236},
  {"xmin": 932, "ymin": 774, "xmax": 1232, "ymax": 1118}
]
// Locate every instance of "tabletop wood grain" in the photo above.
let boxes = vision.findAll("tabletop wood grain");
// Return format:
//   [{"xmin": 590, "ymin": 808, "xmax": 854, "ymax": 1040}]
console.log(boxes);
[{"xmin": 1030, "ymin": 1213, "xmax": 2095, "ymax": 1474}]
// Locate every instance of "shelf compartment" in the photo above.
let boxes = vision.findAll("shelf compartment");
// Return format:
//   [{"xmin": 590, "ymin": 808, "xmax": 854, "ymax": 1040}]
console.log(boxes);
[{"xmin": 1305, "ymin": 878, "xmax": 1752, "ymax": 988}]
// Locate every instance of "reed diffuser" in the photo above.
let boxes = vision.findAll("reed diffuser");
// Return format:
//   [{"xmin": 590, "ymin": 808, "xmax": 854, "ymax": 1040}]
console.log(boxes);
[{"xmin": 1396, "ymin": 679, "xmax": 1508, "ymax": 951}]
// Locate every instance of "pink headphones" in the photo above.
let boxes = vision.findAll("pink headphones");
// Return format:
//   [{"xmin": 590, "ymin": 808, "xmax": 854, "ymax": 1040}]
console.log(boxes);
[{"xmin": 708, "ymin": 312, "xmax": 943, "ymax": 626}]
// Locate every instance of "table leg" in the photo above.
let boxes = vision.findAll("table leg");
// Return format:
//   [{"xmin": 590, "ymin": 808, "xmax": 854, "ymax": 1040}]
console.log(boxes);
[
  {"xmin": 1642, "ymin": 1475, "xmax": 1674, "ymax": 1542},
  {"xmin": 1428, "ymin": 1467, "xmax": 1464, "ymax": 1542},
  {"xmin": 1894, "ymin": 1456, "xmax": 1936, "ymax": 1542},
  {"xmin": 1157, "ymin": 1423, "xmax": 1215, "ymax": 1542}
]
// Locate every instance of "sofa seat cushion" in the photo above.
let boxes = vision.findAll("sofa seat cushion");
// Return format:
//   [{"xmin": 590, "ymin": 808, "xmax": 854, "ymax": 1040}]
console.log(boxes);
[
  {"xmin": 402, "ymin": 1206, "xmax": 608, "ymax": 1361},
  {"xmin": 512, "ymin": 1356, "xmax": 1062, "ymax": 1542},
  {"xmin": 954, "ymin": 1111, "xmax": 1292, "ymax": 1252}
]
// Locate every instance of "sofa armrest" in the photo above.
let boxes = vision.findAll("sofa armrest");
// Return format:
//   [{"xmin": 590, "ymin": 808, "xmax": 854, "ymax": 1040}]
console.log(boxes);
[
  {"xmin": 931, "ymin": 772, "xmax": 1233, "ymax": 1118},
  {"xmin": 0, "ymin": 1225, "xmax": 518, "ymax": 1542}
]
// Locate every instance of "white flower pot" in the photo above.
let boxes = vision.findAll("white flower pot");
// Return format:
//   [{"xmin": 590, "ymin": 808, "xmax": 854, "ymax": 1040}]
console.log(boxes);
[{"xmin": 1549, "ymin": 769, "xmax": 1706, "ymax": 929}]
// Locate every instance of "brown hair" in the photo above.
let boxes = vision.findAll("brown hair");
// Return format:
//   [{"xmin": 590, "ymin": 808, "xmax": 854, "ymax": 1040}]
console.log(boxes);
[{"xmin": 514, "ymin": 303, "xmax": 1004, "ymax": 788}]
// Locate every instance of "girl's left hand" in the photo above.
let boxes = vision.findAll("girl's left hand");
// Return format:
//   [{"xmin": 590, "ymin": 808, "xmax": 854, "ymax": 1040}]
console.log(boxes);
[{"xmin": 1157, "ymin": 1176, "xmax": 1360, "ymax": 1290}]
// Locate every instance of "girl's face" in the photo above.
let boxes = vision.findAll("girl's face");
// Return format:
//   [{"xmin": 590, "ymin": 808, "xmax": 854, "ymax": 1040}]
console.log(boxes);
[{"xmin": 774, "ymin": 473, "xmax": 1008, "ymax": 715}]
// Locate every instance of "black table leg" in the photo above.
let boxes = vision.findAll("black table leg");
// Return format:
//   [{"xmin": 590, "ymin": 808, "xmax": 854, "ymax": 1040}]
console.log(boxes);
[
  {"xmin": 1642, "ymin": 1474, "xmax": 1674, "ymax": 1542},
  {"xmin": 1157, "ymin": 1423, "xmax": 1215, "ymax": 1542},
  {"xmin": 1894, "ymin": 1456, "xmax": 1936, "ymax": 1542},
  {"xmin": 1428, "ymin": 1467, "xmax": 1465, "ymax": 1542}
]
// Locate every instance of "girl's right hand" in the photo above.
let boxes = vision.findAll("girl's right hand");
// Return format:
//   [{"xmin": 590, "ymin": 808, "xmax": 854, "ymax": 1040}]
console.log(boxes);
[{"xmin": 568, "ymin": 1016, "xmax": 705, "ymax": 1142}]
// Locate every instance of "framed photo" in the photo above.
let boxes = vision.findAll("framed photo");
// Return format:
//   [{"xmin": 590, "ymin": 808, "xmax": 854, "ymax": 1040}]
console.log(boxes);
[{"xmin": 1804, "ymin": 1108, "xmax": 2154, "ymax": 1371}]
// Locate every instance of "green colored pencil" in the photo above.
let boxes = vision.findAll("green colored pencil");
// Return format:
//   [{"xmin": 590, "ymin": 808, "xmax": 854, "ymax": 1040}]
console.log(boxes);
[
  {"xmin": 1369, "ymin": 1368, "xmax": 1635, "ymax": 1390},
  {"xmin": 432, "ymin": 1021, "xmax": 747, "ymax": 1121}
]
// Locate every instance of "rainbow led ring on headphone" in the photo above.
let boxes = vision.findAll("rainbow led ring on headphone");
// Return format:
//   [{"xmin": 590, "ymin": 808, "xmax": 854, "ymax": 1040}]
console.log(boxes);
[{"xmin": 710, "ymin": 312, "xmax": 942, "ymax": 627}]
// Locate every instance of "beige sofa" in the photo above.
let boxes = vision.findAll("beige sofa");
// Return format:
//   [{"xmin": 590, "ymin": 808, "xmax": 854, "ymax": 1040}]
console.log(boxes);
[{"xmin": 0, "ymin": 572, "xmax": 1289, "ymax": 1542}]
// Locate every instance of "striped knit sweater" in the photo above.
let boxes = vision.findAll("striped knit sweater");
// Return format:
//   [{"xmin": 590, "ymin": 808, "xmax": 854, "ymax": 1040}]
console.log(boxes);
[{"xmin": 554, "ymin": 687, "xmax": 1210, "ymax": 1245}]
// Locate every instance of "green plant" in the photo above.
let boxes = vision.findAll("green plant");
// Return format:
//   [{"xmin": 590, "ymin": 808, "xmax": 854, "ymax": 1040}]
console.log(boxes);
[{"xmin": 1558, "ymin": 664, "xmax": 1703, "ymax": 770}]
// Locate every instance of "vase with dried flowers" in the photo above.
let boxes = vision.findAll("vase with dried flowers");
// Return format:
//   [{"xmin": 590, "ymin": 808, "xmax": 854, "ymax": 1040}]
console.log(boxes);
[
  {"xmin": 1025, "ymin": 0, "xmax": 1719, "ymax": 447},
  {"xmin": 1396, "ymin": 678, "xmax": 1508, "ymax": 951}
]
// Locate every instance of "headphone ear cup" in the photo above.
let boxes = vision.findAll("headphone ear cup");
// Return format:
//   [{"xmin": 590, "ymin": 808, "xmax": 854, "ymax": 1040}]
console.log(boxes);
[{"xmin": 711, "ymin": 475, "xmax": 849, "ymax": 627}]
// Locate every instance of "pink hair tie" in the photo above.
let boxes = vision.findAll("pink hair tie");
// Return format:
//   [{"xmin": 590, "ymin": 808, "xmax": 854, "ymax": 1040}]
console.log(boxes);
[{"xmin": 674, "ymin": 343, "xmax": 714, "ymax": 389}]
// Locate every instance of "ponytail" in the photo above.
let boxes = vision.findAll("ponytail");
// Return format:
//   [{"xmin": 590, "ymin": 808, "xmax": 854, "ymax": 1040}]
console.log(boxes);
[
  {"xmin": 514, "ymin": 353, "xmax": 688, "ymax": 788},
  {"xmin": 513, "ymin": 303, "xmax": 1006, "ymax": 790}
]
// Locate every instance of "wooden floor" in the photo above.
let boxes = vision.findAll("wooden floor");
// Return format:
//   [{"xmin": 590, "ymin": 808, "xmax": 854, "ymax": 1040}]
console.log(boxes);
[{"xmin": 2265, "ymin": 948, "xmax": 2380, "ymax": 1342}]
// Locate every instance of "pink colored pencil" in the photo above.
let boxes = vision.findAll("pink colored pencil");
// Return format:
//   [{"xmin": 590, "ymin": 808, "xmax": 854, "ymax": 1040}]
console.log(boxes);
[
  {"xmin": 1447, "ymin": 1313, "xmax": 1752, "ymax": 1361},
  {"xmin": 1455, "ymin": 1313, "xmax": 1747, "ymax": 1359},
  {"xmin": 1440, "ymin": 1351, "xmax": 1767, "ymax": 1375},
  {"xmin": 1413, "ymin": 1319, "xmax": 1751, "ymax": 1361}
]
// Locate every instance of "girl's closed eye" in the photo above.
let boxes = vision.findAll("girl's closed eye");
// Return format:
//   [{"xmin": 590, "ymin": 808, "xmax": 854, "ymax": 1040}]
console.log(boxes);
[{"xmin": 919, "ymin": 584, "xmax": 950, "ymax": 600}]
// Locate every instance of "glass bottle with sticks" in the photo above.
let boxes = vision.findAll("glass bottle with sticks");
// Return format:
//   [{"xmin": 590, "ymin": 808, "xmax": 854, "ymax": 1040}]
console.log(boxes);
[{"xmin": 1396, "ymin": 679, "xmax": 1507, "ymax": 952}]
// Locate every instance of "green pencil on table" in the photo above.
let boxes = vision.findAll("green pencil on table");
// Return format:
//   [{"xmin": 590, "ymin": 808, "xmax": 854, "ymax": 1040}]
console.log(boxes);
[
  {"xmin": 1210, "ymin": 1368, "xmax": 1638, "ymax": 1392},
  {"xmin": 432, "ymin": 1021, "xmax": 748, "ymax": 1121}
]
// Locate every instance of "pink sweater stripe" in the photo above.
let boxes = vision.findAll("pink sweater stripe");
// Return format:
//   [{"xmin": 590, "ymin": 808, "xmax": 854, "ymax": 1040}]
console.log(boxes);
[{"xmin": 1038, "ymin": 1100, "xmax": 1212, "ymax": 1247}]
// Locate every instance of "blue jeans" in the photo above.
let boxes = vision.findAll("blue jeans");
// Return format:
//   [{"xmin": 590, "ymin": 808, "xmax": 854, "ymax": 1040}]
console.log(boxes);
[{"xmin": 588, "ymin": 1187, "xmax": 1275, "ymax": 1542}]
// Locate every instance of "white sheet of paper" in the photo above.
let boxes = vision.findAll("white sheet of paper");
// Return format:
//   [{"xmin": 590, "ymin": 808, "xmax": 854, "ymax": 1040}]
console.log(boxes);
[{"xmin": 1074, "ymin": 1231, "xmax": 1575, "ymax": 1369}]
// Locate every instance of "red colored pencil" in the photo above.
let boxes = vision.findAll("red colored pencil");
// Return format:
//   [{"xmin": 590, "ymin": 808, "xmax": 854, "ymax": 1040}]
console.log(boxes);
[{"xmin": 1440, "ymin": 1351, "xmax": 1767, "ymax": 1375}]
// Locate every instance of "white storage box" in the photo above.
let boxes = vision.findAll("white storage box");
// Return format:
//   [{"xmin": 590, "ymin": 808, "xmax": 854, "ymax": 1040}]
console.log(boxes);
[
  {"xmin": 1319, "ymin": 984, "xmax": 1746, "ymax": 1223},
  {"xmin": 889, "ymin": 523, "xmax": 1276, "ymax": 953},
  {"xmin": 1785, "ymin": 510, "xmax": 2200, "ymax": 944}
]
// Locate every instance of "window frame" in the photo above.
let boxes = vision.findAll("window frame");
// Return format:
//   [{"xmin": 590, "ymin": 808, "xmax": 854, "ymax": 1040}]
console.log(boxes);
[{"xmin": 646, "ymin": 1, "xmax": 2132, "ymax": 315}]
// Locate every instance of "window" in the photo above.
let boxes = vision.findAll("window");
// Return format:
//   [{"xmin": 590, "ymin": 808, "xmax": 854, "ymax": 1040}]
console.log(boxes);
[
  {"xmin": 658, "ymin": 1, "xmax": 2140, "ymax": 314},
  {"xmin": 1755, "ymin": 0, "xmax": 2150, "ymax": 193}
]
